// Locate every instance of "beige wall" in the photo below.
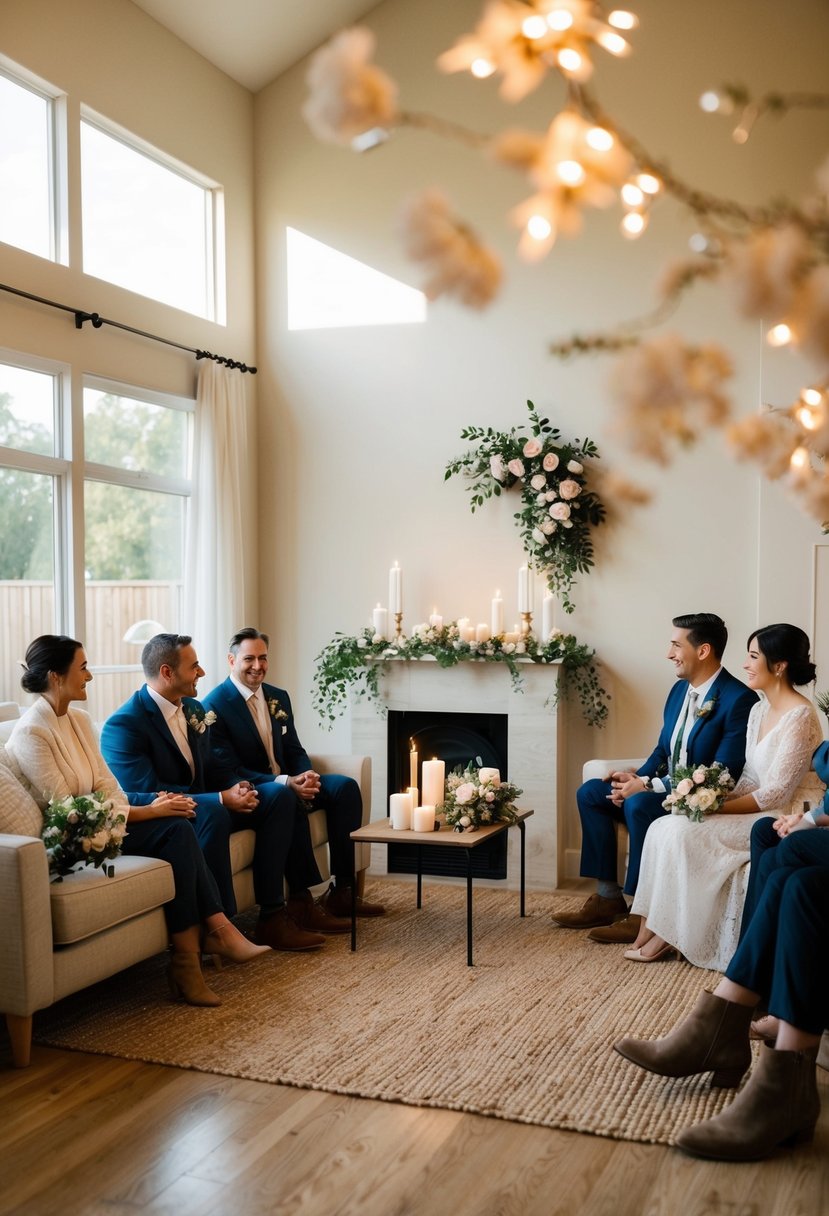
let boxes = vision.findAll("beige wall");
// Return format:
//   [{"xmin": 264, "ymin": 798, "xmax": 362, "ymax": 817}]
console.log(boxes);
[{"xmin": 254, "ymin": 0, "xmax": 829, "ymax": 865}]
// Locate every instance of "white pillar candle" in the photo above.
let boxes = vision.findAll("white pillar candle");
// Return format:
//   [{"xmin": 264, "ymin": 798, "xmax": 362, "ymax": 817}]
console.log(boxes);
[
  {"xmin": 518, "ymin": 565, "xmax": 531, "ymax": 613},
  {"xmin": 390, "ymin": 792, "xmax": 413, "ymax": 830},
  {"xmin": 421, "ymin": 759, "xmax": 445, "ymax": 808},
  {"xmin": 503, "ymin": 630, "xmax": 520, "ymax": 644},
  {"xmin": 542, "ymin": 591, "xmax": 555, "ymax": 642},
  {"xmin": 491, "ymin": 590, "xmax": 504, "ymax": 637},
  {"xmin": 413, "ymin": 805, "xmax": 435, "ymax": 832},
  {"xmin": 429, "ymin": 608, "xmax": 443, "ymax": 628},
  {"xmin": 389, "ymin": 562, "xmax": 402, "ymax": 613},
  {"xmin": 372, "ymin": 603, "xmax": 388, "ymax": 639},
  {"xmin": 460, "ymin": 624, "xmax": 476, "ymax": 643},
  {"xmin": 475, "ymin": 623, "xmax": 491, "ymax": 644},
  {"xmin": 407, "ymin": 785, "xmax": 419, "ymax": 810},
  {"xmin": 478, "ymin": 767, "xmax": 501, "ymax": 787}
]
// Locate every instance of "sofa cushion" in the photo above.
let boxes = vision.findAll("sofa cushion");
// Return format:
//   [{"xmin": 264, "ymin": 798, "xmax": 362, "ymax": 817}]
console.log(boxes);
[
  {"xmin": 229, "ymin": 828, "xmax": 255, "ymax": 874},
  {"xmin": 50, "ymin": 854, "xmax": 175, "ymax": 945},
  {"xmin": 0, "ymin": 760, "xmax": 43, "ymax": 838}
]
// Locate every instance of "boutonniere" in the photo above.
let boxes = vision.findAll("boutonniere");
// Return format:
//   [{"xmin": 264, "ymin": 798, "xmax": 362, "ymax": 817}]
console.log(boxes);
[
  {"xmin": 696, "ymin": 697, "xmax": 717, "ymax": 720},
  {"xmin": 268, "ymin": 697, "xmax": 288, "ymax": 722},
  {"xmin": 185, "ymin": 703, "xmax": 217, "ymax": 733}
]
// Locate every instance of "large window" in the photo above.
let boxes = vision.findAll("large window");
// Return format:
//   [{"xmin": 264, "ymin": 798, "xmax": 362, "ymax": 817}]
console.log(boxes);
[
  {"xmin": 81, "ymin": 115, "xmax": 223, "ymax": 320},
  {"xmin": 0, "ymin": 67, "xmax": 60, "ymax": 261},
  {"xmin": 0, "ymin": 355, "xmax": 193, "ymax": 717}
]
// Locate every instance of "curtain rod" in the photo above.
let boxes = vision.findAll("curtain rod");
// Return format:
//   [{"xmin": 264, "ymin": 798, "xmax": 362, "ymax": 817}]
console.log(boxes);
[{"xmin": 0, "ymin": 281, "xmax": 257, "ymax": 374}]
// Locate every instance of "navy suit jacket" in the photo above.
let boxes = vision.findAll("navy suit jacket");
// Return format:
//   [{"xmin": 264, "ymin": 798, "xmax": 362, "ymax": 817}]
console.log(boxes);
[
  {"xmin": 637, "ymin": 668, "xmax": 758, "ymax": 788},
  {"xmin": 202, "ymin": 678, "xmax": 311, "ymax": 784},
  {"xmin": 100, "ymin": 686, "xmax": 234, "ymax": 806}
]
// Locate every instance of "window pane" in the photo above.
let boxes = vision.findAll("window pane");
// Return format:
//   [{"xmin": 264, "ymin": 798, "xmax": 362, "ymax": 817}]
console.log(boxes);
[
  {"xmin": 81, "ymin": 121, "xmax": 212, "ymax": 317},
  {"xmin": 0, "ymin": 467, "xmax": 55, "ymax": 702},
  {"xmin": 83, "ymin": 388, "xmax": 188, "ymax": 478},
  {"xmin": 0, "ymin": 73, "xmax": 52, "ymax": 259},
  {"xmin": 84, "ymin": 482, "xmax": 185, "ymax": 581},
  {"xmin": 0, "ymin": 363, "xmax": 56, "ymax": 456}
]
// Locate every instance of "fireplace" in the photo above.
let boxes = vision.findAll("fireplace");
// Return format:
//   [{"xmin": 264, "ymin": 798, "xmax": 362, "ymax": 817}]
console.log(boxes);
[
  {"xmin": 386, "ymin": 708, "xmax": 509, "ymax": 878},
  {"xmin": 351, "ymin": 657, "xmax": 564, "ymax": 889}
]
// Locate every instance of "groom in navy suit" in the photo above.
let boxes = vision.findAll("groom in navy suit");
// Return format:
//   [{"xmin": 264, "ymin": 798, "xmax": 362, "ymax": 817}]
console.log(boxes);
[
  {"xmin": 101, "ymin": 633, "xmax": 330, "ymax": 951},
  {"xmin": 553, "ymin": 613, "xmax": 758, "ymax": 943},
  {"xmin": 202, "ymin": 627, "xmax": 384, "ymax": 922}
]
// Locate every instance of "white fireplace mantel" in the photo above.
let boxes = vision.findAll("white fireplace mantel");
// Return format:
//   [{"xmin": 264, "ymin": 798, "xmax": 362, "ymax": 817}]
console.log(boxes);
[{"xmin": 351, "ymin": 659, "xmax": 564, "ymax": 890}]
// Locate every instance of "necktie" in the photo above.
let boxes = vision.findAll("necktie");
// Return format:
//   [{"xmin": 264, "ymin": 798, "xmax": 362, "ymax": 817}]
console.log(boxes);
[
  {"xmin": 170, "ymin": 706, "xmax": 195, "ymax": 777},
  {"xmin": 671, "ymin": 690, "xmax": 698, "ymax": 774},
  {"xmin": 249, "ymin": 693, "xmax": 280, "ymax": 775}
]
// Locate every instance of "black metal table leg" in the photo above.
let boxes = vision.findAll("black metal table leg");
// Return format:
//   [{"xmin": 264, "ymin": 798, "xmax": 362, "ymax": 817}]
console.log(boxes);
[
  {"xmin": 417, "ymin": 844, "xmax": 423, "ymax": 909},
  {"xmin": 519, "ymin": 819, "xmax": 527, "ymax": 918},
  {"xmin": 350, "ymin": 841, "xmax": 357, "ymax": 951},
  {"xmin": 467, "ymin": 847, "xmax": 473, "ymax": 966}
]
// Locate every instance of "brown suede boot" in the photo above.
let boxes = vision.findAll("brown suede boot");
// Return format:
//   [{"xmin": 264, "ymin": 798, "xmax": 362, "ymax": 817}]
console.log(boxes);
[
  {"xmin": 253, "ymin": 907, "xmax": 325, "ymax": 951},
  {"xmin": 287, "ymin": 890, "xmax": 351, "ymax": 934},
  {"xmin": 551, "ymin": 892, "xmax": 628, "ymax": 929},
  {"xmin": 167, "ymin": 952, "xmax": 222, "ymax": 1007},
  {"xmin": 676, "ymin": 1041, "xmax": 821, "ymax": 1161},
  {"xmin": 614, "ymin": 990, "xmax": 755, "ymax": 1087}
]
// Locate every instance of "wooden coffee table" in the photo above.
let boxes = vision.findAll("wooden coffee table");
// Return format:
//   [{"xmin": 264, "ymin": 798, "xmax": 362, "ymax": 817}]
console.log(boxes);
[{"xmin": 349, "ymin": 810, "xmax": 533, "ymax": 966}]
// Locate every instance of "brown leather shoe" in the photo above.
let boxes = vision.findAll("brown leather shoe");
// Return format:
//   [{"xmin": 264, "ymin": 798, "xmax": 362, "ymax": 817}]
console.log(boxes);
[
  {"xmin": 253, "ymin": 907, "xmax": 325, "ymax": 951},
  {"xmin": 287, "ymin": 891, "xmax": 351, "ymax": 934},
  {"xmin": 324, "ymin": 883, "xmax": 385, "ymax": 918},
  {"xmin": 551, "ymin": 892, "xmax": 628, "ymax": 929},
  {"xmin": 587, "ymin": 913, "xmax": 641, "ymax": 944}
]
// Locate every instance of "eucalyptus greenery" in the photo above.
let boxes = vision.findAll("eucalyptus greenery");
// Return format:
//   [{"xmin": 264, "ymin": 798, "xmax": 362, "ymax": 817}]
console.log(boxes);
[
  {"xmin": 312, "ymin": 622, "xmax": 609, "ymax": 729},
  {"xmin": 444, "ymin": 401, "xmax": 606, "ymax": 613}
]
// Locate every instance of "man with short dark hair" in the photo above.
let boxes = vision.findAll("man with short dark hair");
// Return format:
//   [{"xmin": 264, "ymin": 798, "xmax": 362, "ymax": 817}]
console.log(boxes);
[
  {"xmin": 101, "ymin": 632, "xmax": 333, "ymax": 951},
  {"xmin": 203, "ymin": 627, "xmax": 384, "ymax": 920},
  {"xmin": 553, "ymin": 613, "xmax": 757, "ymax": 942}
]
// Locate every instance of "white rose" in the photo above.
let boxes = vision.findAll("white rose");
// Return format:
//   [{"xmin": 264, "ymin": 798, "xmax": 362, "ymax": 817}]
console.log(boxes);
[
  {"xmin": 490, "ymin": 454, "xmax": 507, "ymax": 481},
  {"xmin": 692, "ymin": 768, "xmax": 707, "ymax": 784},
  {"xmin": 696, "ymin": 788, "xmax": 717, "ymax": 811},
  {"xmin": 536, "ymin": 493, "xmax": 547, "ymax": 505},
  {"xmin": 543, "ymin": 452, "xmax": 560, "ymax": 472},
  {"xmin": 530, "ymin": 473, "xmax": 547, "ymax": 491},
  {"xmin": 676, "ymin": 778, "xmax": 693, "ymax": 797},
  {"xmin": 357, "ymin": 637, "xmax": 368, "ymax": 648},
  {"xmin": 507, "ymin": 458, "xmax": 525, "ymax": 478},
  {"xmin": 567, "ymin": 459, "xmax": 583, "ymax": 473},
  {"xmin": 455, "ymin": 782, "xmax": 477, "ymax": 805},
  {"xmin": 459, "ymin": 815, "xmax": 471, "ymax": 828},
  {"xmin": 532, "ymin": 528, "xmax": 547, "ymax": 546},
  {"xmin": 549, "ymin": 502, "xmax": 571, "ymax": 520},
  {"xmin": 558, "ymin": 479, "xmax": 581, "ymax": 500},
  {"xmin": 523, "ymin": 438, "xmax": 542, "ymax": 458},
  {"xmin": 516, "ymin": 641, "xmax": 527, "ymax": 654},
  {"xmin": 545, "ymin": 489, "xmax": 557, "ymax": 501},
  {"xmin": 541, "ymin": 520, "xmax": 555, "ymax": 534},
  {"xmin": 371, "ymin": 633, "xmax": 383, "ymax": 644},
  {"xmin": 504, "ymin": 642, "xmax": 516, "ymax": 654}
]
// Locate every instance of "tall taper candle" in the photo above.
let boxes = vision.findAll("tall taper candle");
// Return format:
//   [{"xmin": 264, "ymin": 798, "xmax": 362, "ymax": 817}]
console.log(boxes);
[
  {"xmin": 518, "ymin": 565, "xmax": 531, "ymax": 614},
  {"xmin": 542, "ymin": 591, "xmax": 555, "ymax": 642},
  {"xmin": 409, "ymin": 739, "xmax": 418, "ymax": 793},
  {"xmin": 491, "ymin": 590, "xmax": 504, "ymax": 638},
  {"xmin": 389, "ymin": 561, "xmax": 402, "ymax": 614}
]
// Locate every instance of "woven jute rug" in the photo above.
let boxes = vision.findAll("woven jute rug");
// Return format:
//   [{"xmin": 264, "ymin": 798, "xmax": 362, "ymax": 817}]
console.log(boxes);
[{"xmin": 33, "ymin": 880, "xmax": 751, "ymax": 1144}]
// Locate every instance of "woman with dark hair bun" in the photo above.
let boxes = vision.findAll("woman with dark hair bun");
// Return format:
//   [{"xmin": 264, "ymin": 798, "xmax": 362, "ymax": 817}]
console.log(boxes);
[
  {"xmin": 7, "ymin": 635, "xmax": 271, "ymax": 1007},
  {"xmin": 625, "ymin": 623, "xmax": 825, "ymax": 970}
]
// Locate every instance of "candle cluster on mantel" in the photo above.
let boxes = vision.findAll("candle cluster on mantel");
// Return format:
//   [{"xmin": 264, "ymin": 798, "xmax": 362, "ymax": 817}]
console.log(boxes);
[
  {"xmin": 370, "ymin": 564, "xmax": 559, "ymax": 644},
  {"xmin": 389, "ymin": 749, "xmax": 445, "ymax": 832}
]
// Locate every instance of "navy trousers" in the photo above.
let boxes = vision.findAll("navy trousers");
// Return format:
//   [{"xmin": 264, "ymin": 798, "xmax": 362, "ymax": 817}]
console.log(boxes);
[
  {"xmin": 740, "ymin": 818, "xmax": 829, "ymax": 940},
  {"xmin": 121, "ymin": 815, "xmax": 224, "ymax": 934},
  {"xmin": 575, "ymin": 778, "xmax": 667, "ymax": 896},
  {"xmin": 726, "ymin": 863, "xmax": 829, "ymax": 1034}
]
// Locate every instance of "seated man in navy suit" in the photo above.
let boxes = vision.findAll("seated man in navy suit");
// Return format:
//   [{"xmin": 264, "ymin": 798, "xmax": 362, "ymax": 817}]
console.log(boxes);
[
  {"xmin": 202, "ymin": 627, "xmax": 384, "ymax": 921},
  {"xmin": 101, "ymin": 633, "xmax": 334, "ymax": 952},
  {"xmin": 553, "ymin": 612, "xmax": 757, "ymax": 943}
]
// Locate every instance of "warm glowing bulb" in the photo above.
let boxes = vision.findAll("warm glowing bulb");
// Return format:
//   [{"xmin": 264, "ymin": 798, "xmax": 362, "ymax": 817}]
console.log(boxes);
[
  {"xmin": 596, "ymin": 30, "xmax": 629, "ymax": 55},
  {"xmin": 608, "ymin": 10, "xmax": 638, "ymax": 30},
  {"xmin": 636, "ymin": 172, "xmax": 660, "ymax": 194},
  {"xmin": 586, "ymin": 126, "xmax": 614, "ymax": 152},
  {"xmin": 732, "ymin": 126, "xmax": 750, "ymax": 145},
  {"xmin": 470, "ymin": 57, "xmax": 496, "ymax": 78},
  {"xmin": 796, "ymin": 405, "xmax": 821, "ymax": 431},
  {"xmin": 621, "ymin": 182, "xmax": 644, "ymax": 207},
  {"xmin": 527, "ymin": 214, "xmax": 553, "ymax": 241},
  {"xmin": 699, "ymin": 90, "xmax": 722, "ymax": 113},
  {"xmin": 688, "ymin": 233, "xmax": 709, "ymax": 254},
  {"xmin": 547, "ymin": 9, "xmax": 575, "ymax": 31},
  {"xmin": 557, "ymin": 47, "xmax": 583, "ymax": 72},
  {"xmin": 621, "ymin": 211, "xmax": 647, "ymax": 238},
  {"xmin": 767, "ymin": 323, "xmax": 793, "ymax": 347},
  {"xmin": 790, "ymin": 446, "xmax": 811, "ymax": 476},
  {"xmin": 802, "ymin": 387, "xmax": 824, "ymax": 407},
  {"xmin": 522, "ymin": 14, "xmax": 548, "ymax": 39},
  {"xmin": 556, "ymin": 159, "xmax": 586, "ymax": 186}
]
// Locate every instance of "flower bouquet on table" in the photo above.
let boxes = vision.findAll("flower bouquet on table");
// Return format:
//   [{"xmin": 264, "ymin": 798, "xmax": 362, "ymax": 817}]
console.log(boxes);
[
  {"xmin": 41, "ymin": 791, "xmax": 128, "ymax": 881},
  {"xmin": 663, "ymin": 763, "xmax": 735, "ymax": 823},
  {"xmin": 439, "ymin": 763, "xmax": 523, "ymax": 833}
]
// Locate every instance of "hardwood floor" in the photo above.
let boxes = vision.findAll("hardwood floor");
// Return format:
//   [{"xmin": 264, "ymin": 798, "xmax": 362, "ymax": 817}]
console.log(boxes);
[{"xmin": 1, "ymin": 1042, "xmax": 827, "ymax": 1215}]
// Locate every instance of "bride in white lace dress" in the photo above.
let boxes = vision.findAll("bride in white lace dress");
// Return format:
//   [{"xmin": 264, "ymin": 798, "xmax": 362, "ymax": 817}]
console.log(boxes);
[{"xmin": 627, "ymin": 624, "xmax": 825, "ymax": 971}]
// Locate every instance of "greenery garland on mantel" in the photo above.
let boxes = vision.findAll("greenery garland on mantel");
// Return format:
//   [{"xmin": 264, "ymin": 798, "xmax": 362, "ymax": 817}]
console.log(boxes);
[{"xmin": 312, "ymin": 623, "xmax": 609, "ymax": 728}]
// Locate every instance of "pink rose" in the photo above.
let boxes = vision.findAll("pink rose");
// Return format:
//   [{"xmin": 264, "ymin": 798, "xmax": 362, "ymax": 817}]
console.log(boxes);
[
  {"xmin": 675, "ymin": 778, "xmax": 693, "ymax": 797},
  {"xmin": 558, "ymin": 479, "xmax": 581, "ymax": 500},
  {"xmin": 455, "ymin": 782, "xmax": 477, "ymax": 805},
  {"xmin": 543, "ymin": 452, "xmax": 560, "ymax": 472},
  {"xmin": 523, "ymin": 438, "xmax": 542, "ymax": 458},
  {"xmin": 692, "ymin": 768, "xmax": 707, "ymax": 784},
  {"xmin": 567, "ymin": 459, "xmax": 583, "ymax": 473},
  {"xmin": 490, "ymin": 454, "xmax": 507, "ymax": 481},
  {"xmin": 545, "ymin": 489, "xmax": 557, "ymax": 501},
  {"xmin": 530, "ymin": 473, "xmax": 546, "ymax": 491},
  {"xmin": 507, "ymin": 458, "xmax": 525, "ymax": 478},
  {"xmin": 549, "ymin": 502, "xmax": 571, "ymax": 520}
]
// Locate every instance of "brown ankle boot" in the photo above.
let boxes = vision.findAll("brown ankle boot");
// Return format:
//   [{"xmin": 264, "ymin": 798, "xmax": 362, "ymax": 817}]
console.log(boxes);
[
  {"xmin": 167, "ymin": 952, "xmax": 222, "ymax": 1007},
  {"xmin": 614, "ymin": 990, "xmax": 754, "ymax": 1087},
  {"xmin": 676, "ymin": 1041, "xmax": 821, "ymax": 1161}
]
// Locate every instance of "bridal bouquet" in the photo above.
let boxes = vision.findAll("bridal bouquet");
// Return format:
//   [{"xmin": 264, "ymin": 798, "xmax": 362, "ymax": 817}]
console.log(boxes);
[
  {"xmin": 439, "ymin": 764, "xmax": 523, "ymax": 832},
  {"xmin": 663, "ymin": 763, "xmax": 735, "ymax": 823},
  {"xmin": 41, "ymin": 791, "xmax": 128, "ymax": 880}
]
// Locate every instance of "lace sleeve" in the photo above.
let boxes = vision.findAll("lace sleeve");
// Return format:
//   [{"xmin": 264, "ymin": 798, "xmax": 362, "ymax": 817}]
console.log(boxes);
[
  {"xmin": 730, "ymin": 702, "xmax": 761, "ymax": 799},
  {"xmin": 750, "ymin": 705, "xmax": 823, "ymax": 813}
]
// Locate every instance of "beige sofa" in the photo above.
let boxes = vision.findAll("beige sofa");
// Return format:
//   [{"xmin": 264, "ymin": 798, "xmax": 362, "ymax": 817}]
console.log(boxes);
[{"xmin": 0, "ymin": 703, "xmax": 371, "ymax": 1068}]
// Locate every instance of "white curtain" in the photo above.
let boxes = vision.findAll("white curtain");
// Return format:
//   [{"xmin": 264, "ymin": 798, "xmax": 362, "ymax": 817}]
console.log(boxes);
[{"xmin": 184, "ymin": 360, "xmax": 250, "ymax": 689}]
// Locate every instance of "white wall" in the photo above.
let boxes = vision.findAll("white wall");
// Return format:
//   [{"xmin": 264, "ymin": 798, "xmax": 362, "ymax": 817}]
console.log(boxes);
[{"xmin": 254, "ymin": 0, "xmax": 829, "ymax": 869}]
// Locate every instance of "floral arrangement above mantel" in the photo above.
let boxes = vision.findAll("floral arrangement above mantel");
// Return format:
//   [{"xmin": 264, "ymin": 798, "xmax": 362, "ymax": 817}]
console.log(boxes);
[
  {"xmin": 445, "ymin": 400, "xmax": 607, "ymax": 613},
  {"xmin": 312, "ymin": 621, "xmax": 609, "ymax": 728}
]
